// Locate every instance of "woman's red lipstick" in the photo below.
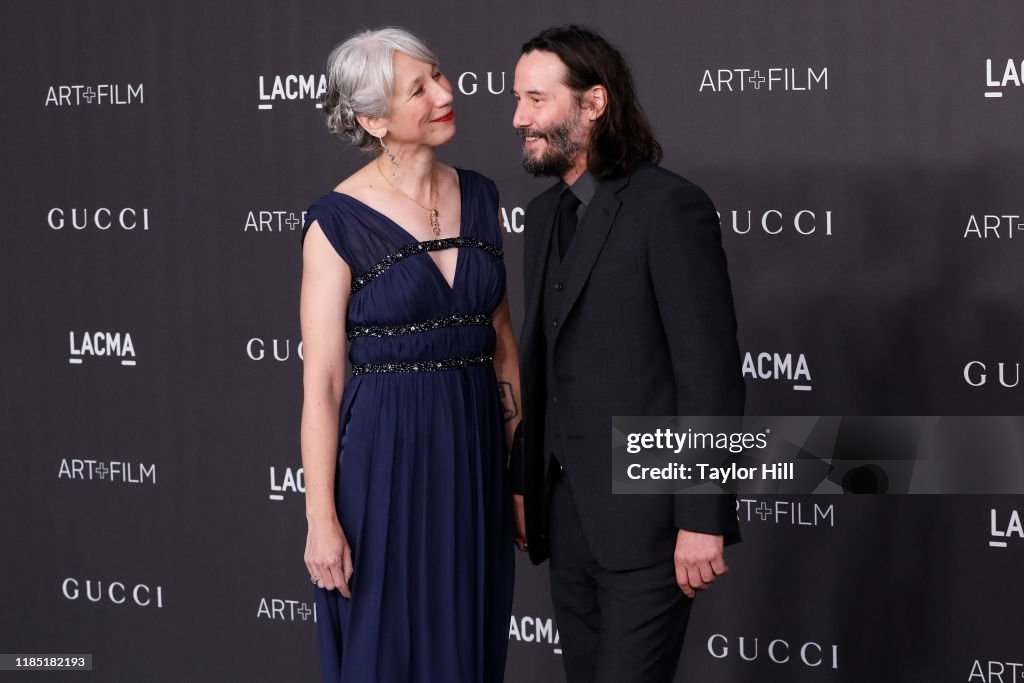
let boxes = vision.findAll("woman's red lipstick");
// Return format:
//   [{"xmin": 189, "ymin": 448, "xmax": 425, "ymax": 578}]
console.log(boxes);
[{"xmin": 431, "ymin": 111, "xmax": 455, "ymax": 123}]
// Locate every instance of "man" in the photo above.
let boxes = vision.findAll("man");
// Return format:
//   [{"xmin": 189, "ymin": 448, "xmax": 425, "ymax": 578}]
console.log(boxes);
[{"xmin": 509, "ymin": 26, "xmax": 745, "ymax": 683}]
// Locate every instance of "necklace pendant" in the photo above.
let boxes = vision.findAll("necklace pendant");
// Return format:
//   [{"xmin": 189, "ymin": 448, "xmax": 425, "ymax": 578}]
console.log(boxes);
[{"xmin": 430, "ymin": 209, "xmax": 440, "ymax": 236}]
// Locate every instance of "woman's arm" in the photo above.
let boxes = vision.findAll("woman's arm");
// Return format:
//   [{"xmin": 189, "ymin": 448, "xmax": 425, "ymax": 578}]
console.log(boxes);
[
  {"xmin": 493, "ymin": 292, "xmax": 527, "ymax": 550},
  {"xmin": 300, "ymin": 221, "xmax": 354, "ymax": 597},
  {"xmin": 492, "ymin": 293, "xmax": 522, "ymax": 454}
]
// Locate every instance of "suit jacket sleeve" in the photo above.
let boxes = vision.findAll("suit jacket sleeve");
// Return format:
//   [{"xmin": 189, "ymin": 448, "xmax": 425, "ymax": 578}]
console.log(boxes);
[{"xmin": 647, "ymin": 182, "xmax": 745, "ymax": 541}]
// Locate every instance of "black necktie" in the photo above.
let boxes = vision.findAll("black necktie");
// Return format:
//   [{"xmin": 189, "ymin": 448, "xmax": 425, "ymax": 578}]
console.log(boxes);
[{"xmin": 557, "ymin": 190, "xmax": 582, "ymax": 260}]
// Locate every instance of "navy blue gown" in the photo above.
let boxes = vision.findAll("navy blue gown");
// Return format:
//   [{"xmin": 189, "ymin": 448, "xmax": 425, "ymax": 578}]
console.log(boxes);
[{"xmin": 301, "ymin": 168, "xmax": 514, "ymax": 683}]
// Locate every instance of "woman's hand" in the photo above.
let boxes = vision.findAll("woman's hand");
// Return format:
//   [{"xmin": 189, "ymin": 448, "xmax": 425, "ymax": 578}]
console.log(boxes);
[{"xmin": 305, "ymin": 518, "xmax": 354, "ymax": 599}]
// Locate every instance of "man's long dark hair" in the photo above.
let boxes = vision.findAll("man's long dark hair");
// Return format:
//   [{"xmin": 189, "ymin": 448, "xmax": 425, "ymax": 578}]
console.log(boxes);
[{"xmin": 521, "ymin": 26, "xmax": 662, "ymax": 179}]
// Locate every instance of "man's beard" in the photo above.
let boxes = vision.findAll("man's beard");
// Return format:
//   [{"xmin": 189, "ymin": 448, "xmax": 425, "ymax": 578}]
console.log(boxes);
[{"xmin": 519, "ymin": 108, "xmax": 587, "ymax": 178}]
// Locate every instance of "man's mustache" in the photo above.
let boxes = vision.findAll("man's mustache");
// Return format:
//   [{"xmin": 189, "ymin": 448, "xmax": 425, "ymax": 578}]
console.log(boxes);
[{"xmin": 517, "ymin": 128, "xmax": 548, "ymax": 141}]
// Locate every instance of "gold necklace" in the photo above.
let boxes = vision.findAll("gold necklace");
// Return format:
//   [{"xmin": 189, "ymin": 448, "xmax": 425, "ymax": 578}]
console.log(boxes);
[{"xmin": 376, "ymin": 157, "xmax": 441, "ymax": 236}]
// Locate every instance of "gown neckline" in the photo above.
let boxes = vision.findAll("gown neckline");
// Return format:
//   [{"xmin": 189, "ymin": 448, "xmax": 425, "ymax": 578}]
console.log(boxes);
[{"xmin": 331, "ymin": 167, "xmax": 467, "ymax": 291}]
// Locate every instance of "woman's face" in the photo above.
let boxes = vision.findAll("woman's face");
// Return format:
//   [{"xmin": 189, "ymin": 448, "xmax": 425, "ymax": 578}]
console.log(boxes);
[{"xmin": 382, "ymin": 51, "xmax": 455, "ymax": 149}]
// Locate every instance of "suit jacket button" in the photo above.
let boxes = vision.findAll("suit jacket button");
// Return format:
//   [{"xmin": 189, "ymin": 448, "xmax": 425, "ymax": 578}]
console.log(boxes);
[{"xmin": 554, "ymin": 281, "xmax": 564, "ymax": 291}]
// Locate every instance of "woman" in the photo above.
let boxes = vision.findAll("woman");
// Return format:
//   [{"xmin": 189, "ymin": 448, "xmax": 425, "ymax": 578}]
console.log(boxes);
[{"xmin": 299, "ymin": 27, "xmax": 518, "ymax": 683}]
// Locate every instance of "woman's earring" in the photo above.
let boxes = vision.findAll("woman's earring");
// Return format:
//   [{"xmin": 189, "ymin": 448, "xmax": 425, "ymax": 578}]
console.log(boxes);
[{"xmin": 377, "ymin": 134, "xmax": 398, "ymax": 169}]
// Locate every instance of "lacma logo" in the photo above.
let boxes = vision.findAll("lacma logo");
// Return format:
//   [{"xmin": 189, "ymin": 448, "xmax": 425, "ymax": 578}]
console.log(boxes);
[
  {"xmin": 742, "ymin": 352, "xmax": 812, "ymax": 391},
  {"xmin": 269, "ymin": 466, "xmax": 304, "ymax": 501},
  {"xmin": 508, "ymin": 615, "xmax": 561, "ymax": 655},
  {"xmin": 985, "ymin": 59, "xmax": 1024, "ymax": 98},
  {"xmin": 501, "ymin": 206, "xmax": 524, "ymax": 234},
  {"xmin": 258, "ymin": 74, "xmax": 326, "ymax": 110},
  {"xmin": 69, "ymin": 332, "xmax": 136, "ymax": 366},
  {"xmin": 990, "ymin": 507, "xmax": 1023, "ymax": 549}
]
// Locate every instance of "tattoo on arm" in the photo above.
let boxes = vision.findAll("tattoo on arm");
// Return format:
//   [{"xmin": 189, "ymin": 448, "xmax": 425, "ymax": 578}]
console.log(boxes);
[{"xmin": 497, "ymin": 381, "xmax": 519, "ymax": 421}]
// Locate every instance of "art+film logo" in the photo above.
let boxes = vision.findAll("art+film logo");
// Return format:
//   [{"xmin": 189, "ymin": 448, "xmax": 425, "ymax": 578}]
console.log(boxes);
[
  {"xmin": 61, "ymin": 578, "xmax": 164, "ymax": 608},
  {"xmin": 706, "ymin": 634, "xmax": 839, "ymax": 670},
  {"xmin": 68, "ymin": 332, "xmax": 137, "ymax": 367},
  {"xmin": 257, "ymin": 596, "xmax": 317, "ymax": 623},
  {"xmin": 45, "ymin": 83, "xmax": 144, "ymax": 106},
  {"xmin": 742, "ymin": 352, "xmax": 813, "ymax": 392},
  {"xmin": 58, "ymin": 459, "xmax": 156, "ymax": 485},
  {"xmin": 699, "ymin": 67, "xmax": 828, "ymax": 93},
  {"xmin": 257, "ymin": 73, "xmax": 326, "ymax": 110},
  {"xmin": 720, "ymin": 209, "xmax": 833, "ymax": 237},
  {"xmin": 736, "ymin": 498, "xmax": 835, "ymax": 528},
  {"xmin": 244, "ymin": 209, "xmax": 306, "ymax": 233},
  {"xmin": 508, "ymin": 614, "xmax": 561, "ymax": 656},
  {"xmin": 962, "ymin": 213, "xmax": 1024, "ymax": 240},
  {"xmin": 985, "ymin": 58, "xmax": 1024, "ymax": 98},
  {"xmin": 968, "ymin": 658, "xmax": 1024, "ymax": 682}
]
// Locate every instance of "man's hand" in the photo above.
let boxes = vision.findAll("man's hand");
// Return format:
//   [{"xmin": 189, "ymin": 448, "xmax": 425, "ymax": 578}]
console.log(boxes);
[
  {"xmin": 674, "ymin": 529, "xmax": 727, "ymax": 598},
  {"xmin": 513, "ymin": 494, "xmax": 528, "ymax": 551}
]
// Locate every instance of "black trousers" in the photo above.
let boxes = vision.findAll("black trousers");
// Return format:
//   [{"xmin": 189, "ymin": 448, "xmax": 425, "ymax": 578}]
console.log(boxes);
[{"xmin": 548, "ymin": 467, "xmax": 693, "ymax": 683}]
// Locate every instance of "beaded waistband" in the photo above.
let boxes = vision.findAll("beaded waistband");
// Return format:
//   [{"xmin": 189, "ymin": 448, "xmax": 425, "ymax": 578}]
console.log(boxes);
[
  {"xmin": 347, "ymin": 313, "xmax": 493, "ymax": 341},
  {"xmin": 351, "ymin": 352, "xmax": 494, "ymax": 376}
]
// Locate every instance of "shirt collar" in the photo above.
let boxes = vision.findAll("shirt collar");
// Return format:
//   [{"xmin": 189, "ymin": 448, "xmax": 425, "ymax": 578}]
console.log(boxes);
[{"xmin": 564, "ymin": 171, "xmax": 597, "ymax": 207}]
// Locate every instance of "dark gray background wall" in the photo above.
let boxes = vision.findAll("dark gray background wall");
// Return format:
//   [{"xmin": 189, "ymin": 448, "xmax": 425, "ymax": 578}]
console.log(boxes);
[{"xmin": 2, "ymin": 1, "xmax": 1023, "ymax": 681}]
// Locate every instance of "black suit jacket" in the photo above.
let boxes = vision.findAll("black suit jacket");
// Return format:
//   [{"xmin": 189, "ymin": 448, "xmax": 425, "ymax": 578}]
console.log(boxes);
[{"xmin": 511, "ymin": 162, "xmax": 745, "ymax": 571}]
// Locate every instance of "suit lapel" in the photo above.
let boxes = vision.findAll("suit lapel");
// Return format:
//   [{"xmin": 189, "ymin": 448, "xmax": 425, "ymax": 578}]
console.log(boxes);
[{"xmin": 559, "ymin": 173, "xmax": 630, "ymax": 323}]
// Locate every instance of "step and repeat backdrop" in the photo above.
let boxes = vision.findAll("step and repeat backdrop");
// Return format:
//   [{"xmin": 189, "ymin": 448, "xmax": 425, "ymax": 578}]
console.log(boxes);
[{"xmin": 2, "ymin": 1, "xmax": 1023, "ymax": 681}]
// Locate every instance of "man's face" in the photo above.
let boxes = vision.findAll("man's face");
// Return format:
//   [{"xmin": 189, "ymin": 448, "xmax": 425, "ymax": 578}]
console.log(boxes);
[{"xmin": 512, "ymin": 50, "xmax": 588, "ymax": 178}]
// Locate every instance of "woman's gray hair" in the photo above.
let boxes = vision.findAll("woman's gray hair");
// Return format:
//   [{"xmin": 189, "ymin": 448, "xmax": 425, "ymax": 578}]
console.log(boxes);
[{"xmin": 322, "ymin": 27, "xmax": 439, "ymax": 152}]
